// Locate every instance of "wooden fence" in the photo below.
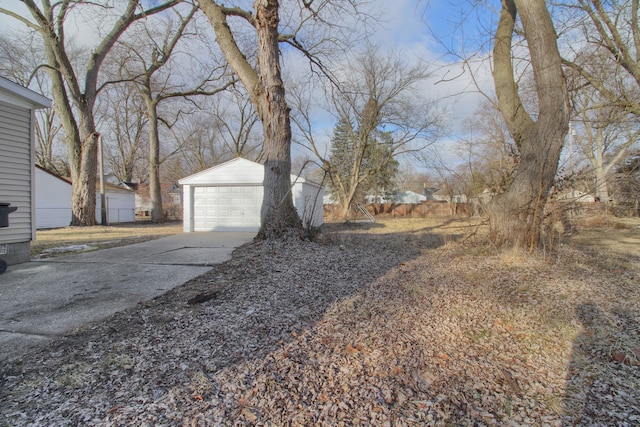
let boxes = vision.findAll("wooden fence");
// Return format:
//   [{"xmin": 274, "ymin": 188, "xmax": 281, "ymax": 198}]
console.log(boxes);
[{"xmin": 324, "ymin": 201, "xmax": 471, "ymax": 219}]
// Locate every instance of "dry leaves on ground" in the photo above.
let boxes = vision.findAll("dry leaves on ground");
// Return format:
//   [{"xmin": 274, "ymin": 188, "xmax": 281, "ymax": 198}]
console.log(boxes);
[{"xmin": 1, "ymin": 222, "xmax": 639, "ymax": 426}]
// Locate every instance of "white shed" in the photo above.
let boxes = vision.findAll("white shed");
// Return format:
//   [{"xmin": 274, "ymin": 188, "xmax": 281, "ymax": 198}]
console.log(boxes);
[
  {"xmin": 0, "ymin": 77, "xmax": 51, "ymax": 265},
  {"xmin": 96, "ymin": 185, "xmax": 136, "ymax": 224},
  {"xmin": 34, "ymin": 166, "xmax": 136, "ymax": 228},
  {"xmin": 179, "ymin": 158, "xmax": 325, "ymax": 232},
  {"xmin": 35, "ymin": 166, "xmax": 73, "ymax": 229}
]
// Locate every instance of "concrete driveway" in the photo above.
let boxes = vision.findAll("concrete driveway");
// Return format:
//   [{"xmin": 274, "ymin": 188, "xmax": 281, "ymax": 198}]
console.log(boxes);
[{"xmin": 0, "ymin": 231, "xmax": 255, "ymax": 361}]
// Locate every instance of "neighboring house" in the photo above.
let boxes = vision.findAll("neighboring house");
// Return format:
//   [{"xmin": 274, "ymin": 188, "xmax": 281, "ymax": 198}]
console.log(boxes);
[
  {"xmin": 452, "ymin": 194, "xmax": 468, "ymax": 204},
  {"xmin": 366, "ymin": 190, "xmax": 427, "ymax": 204},
  {"xmin": 96, "ymin": 183, "xmax": 136, "ymax": 224},
  {"xmin": 430, "ymin": 188, "xmax": 468, "ymax": 203},
  {"xmin": 179, "ymin": 158, "xmax": 324, "ymax": 232},
  {"xmin": 0, "ymin": 77, "xmax": 51, "ymax": 265},
  {"xmin": 422, "ymin": 187, "xmax": 440, "ymax": 200},
  {"xmin": 34, "ymin": 166, "xmax": 136, "ymax": 228},
  {"xmin": 326, "ymin": 190, "xmax": 428, "ymax": 206},
  {"xmin": 323, "ymin": 194, "xmax": 338, "ymax": 205},
  {"xmin": 394, "ymin": 190, "xmax": 427, "ymax": 204},
  {"xmin": 135, "ymin": 182, "xmax": 183, "ymax": 220}
]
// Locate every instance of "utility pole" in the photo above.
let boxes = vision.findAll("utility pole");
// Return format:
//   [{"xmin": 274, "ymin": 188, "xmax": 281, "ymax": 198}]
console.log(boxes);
[{"xmin": 98, "ymin": 134, "xmax": 107, "ymax": 225}]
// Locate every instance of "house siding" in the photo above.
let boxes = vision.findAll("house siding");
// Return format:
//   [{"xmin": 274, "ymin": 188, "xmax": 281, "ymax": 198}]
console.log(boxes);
[
  {"xmin": 0, "ymin": 100, "xmax": 32, "ymax": 244},
  {"xmin": 293, "ymin": 181, "xmax": 325, "ymax": 228}
]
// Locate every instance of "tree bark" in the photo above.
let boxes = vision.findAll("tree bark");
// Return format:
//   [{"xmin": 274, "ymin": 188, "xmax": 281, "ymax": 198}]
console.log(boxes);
[
  {"xmin": 42, "ymin": 39, "xmax": 99, "ymax": 226},
  {"xmin": 145, "ymin": 96, "xmax": 166, "ymax": 224},
  {"xmin": 199, "ymin": 0, "xmax": 301, "ymax": 238},
  {"xmin": 490, "ymin": 0, "xmax": 569, "ymax": 250},
  {"xmin": 254, "ymin": 0, "xmax": 301, "ymax": 237}
]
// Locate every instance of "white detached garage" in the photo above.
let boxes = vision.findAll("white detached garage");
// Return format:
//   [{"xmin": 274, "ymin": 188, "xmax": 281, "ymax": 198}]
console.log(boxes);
[{"xmin": 179, "ymin": 158, "xmax": 324, "ymax": 232}]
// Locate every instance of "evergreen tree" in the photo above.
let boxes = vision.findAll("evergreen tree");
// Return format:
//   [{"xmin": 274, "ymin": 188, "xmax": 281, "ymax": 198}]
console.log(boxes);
[
  {"xmin": 327, "ymin": 116, "xmax": 356, "ymax": 200},
  {"xmin": 361, "ymin": 130, "xmax": 399, "ymax": 199},
  {"xmin": 327, "ymin": 116, "xmax": 399, "ymax": 206}
]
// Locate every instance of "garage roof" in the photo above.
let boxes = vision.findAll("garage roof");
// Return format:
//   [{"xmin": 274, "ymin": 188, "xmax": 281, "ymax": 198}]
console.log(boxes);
[{"xmin": 178, "ymin": 157, "xmax": 319, "ymax": 187}]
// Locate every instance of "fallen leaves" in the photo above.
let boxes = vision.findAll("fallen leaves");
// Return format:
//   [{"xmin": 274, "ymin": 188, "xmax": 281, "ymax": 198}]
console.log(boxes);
[{"xmin": 2, "ymin": 222, "xmax": 640, "ymax": 426}]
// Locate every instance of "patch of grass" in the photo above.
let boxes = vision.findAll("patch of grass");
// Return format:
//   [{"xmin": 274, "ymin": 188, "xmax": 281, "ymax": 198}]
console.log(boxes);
[
  {"xmin": 323, "ymin": 216, "xmax": 484, "ymax": 236},
  {"xmin": 55, "ymin": 362, "xmax": 91, "ymax": 389},
  {"xmin": 102, "ymin": 353, "xmax": 134, "ymax": 370},
  {"xmin": 466, "ymin": 328, "xmax": 492, "ymax": 343},
  {"xmin": 31, "ymin": 221, "xmax": 182, "ymax": 257}
]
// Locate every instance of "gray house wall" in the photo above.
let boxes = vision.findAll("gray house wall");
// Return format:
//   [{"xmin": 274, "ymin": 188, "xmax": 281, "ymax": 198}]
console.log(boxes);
[
  {"xmin": 0, "ymin": 100, "xmax": 33, "ymax": 263},
  {"xmin": 0, "ymin": 77, "xmax": 51, "ymax": 265}
]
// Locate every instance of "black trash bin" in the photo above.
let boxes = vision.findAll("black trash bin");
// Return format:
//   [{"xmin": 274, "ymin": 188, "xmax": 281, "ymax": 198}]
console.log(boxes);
[
  {"xmin": 1, "ymin": 202, "xmax": 18, "ymax": 274},
  {"xmin": 0, "ymin": 202, "xmax": 18, "ymax": 228}
]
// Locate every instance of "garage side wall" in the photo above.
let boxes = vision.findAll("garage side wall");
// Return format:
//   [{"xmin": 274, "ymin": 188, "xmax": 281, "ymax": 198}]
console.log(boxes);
[
  {"xmin": 294, "ymin": 182, "xmax": 325, "ymax": 228},
  {"xmin": 35, "ymin": 168, "xmax": 72, "ymax": 229},
  {"xmin": 182, "ymin": 184, "xmax": 194, "ymax": 232}
]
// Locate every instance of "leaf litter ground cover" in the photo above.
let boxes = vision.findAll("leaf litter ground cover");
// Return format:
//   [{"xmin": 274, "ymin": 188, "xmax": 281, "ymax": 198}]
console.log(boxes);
[{"xmin": 1, "ymin": 218, "xmax": 639, "ymax": 426}]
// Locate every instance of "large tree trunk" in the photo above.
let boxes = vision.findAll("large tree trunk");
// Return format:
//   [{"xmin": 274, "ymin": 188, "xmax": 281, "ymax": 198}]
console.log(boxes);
[
  {"xmin": 198, "ymin": 0, "xmax": 300, "ymax": 238},
  {"xmin": 338, "ymin": 185, "xmax": 359, "ymax": 220},
  {"xmin": 490, "ymin": 0, "xmax": 569, "ymax": 250},
  {"xmin": 70, "ymin": 123, "xmax": 98, "ymax": 226},
  {"xmin": 145, "ymin": 98, "xmax": 166, "ymax": 224},
  {"xmin": 253, "ymin": 0, "xmax": 300, "ymax": 238},
  {"xmin": 43, "ymin": 43, "xmax": 98, "ymax": 226}
]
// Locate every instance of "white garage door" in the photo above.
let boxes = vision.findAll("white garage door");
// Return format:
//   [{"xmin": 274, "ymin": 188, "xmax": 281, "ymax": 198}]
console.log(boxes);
[{"xmin": 193, "ymin": 185, "xmax": 263, "ymax": 231}]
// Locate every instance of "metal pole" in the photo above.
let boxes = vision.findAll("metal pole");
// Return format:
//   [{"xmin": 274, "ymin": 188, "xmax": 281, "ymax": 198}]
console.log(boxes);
[
  {"xmin": 569, "ymin": 123, "xmax": 574, "ymax": 225},
  {"xmin": 98, "ymin": 134, "xmax": 107, "ymax": 225}
]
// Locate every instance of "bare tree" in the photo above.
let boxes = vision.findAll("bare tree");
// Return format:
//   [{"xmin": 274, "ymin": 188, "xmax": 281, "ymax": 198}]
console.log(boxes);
[
  {"xmin": 159, "ymin": 88, "xmax": 262, "ymax": 182},
  {"xmin": 98, "ymin": 82, "xmax": 149, "ymax": 183},
  {"xmin": 214, "ymin": 87, "xmax": 262, "ymax": 160},
  {"xmin": 455, "ymin": 100, "xmax": 518, "ymax": 196},
  {"xmin": 167, "ymin": 109, "xmax": 226, "ymax": 176},
  {"xmin": 113, "ymin": 5, "xmax": 235, "ymax": 223},
  {"xmin": 1, "ymin": 0, "xmax": 177, "ymax": 225},
  {"xmin": 561, "ymin": 0, "xmax": 640, "ymax": 119},
  {"xmin": 489, "ymin": 0, "xmax": 569, "ymax": 249},
  {"xmin": 558, "ymin": 0, "xmax": 640, "ymax": 202},
  {"xmin": 197, "ymin": 0, "xmax": 363, "ymax": 238},
  {"xmin": 570, "ymin": 84, "xmax": 640, "ymax": 202},
  {"xmin": 612, "ymin": 149, "xmax": 640, "ymax": 214},
  {"xmin": 197, "ymin": 0, "xmax": 299, "ymax": 237},
  {"xmin": 291, "ymin": 45, "xmax": 443, "ymax": 218}
]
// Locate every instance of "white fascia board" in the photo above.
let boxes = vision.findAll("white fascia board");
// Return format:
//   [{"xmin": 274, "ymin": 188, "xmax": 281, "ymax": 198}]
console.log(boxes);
[{"xmin": 0, "ymin": 77, "xmax": 51, "ymax": 109}]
